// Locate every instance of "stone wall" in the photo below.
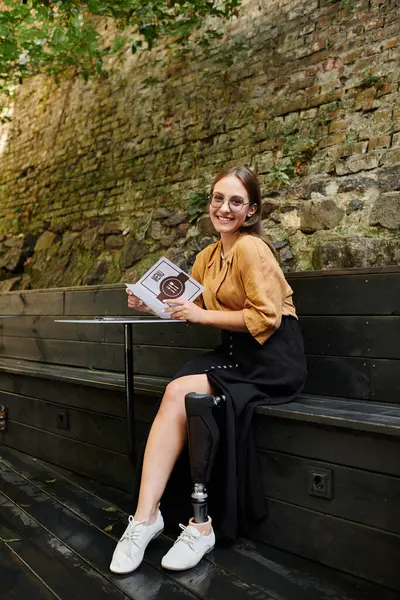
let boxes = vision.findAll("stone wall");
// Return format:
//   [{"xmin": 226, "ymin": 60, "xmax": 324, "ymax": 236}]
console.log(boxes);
[{"xmin": 0, "ymin": 0, "xmax": 399, "ymax": 290}]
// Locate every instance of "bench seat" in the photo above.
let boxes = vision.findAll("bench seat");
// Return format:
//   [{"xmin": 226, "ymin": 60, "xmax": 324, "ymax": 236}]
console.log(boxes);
[{"xmin": 1, "ymin": 356, "xmax": 399, "ymax": 437}]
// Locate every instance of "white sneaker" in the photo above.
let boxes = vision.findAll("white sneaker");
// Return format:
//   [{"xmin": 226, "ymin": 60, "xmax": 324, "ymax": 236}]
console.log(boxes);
[
  {"xmin": 161, "ymin": 518, "xmax": 215, "ymax": 571},
  {"xmin": 109, "ymin": 510, "xmax": 164, "ymax": 574}
]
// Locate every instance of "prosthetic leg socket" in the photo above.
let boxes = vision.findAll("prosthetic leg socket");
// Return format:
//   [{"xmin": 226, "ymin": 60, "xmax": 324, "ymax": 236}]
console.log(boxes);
[{"xmin": 185, "ymin": 392, "xmax": 223, "ymax": 524}]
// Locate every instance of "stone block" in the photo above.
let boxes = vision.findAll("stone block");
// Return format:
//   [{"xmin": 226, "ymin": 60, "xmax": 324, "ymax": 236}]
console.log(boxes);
[
  {"xmin": 300, "ymin": 199, "xmax": 344, "ymax": 232},
  {"xmin": 377, "ymin": 165, "xmax": 400, "ymax": 191},
  {"xmin": 346, "ymin": 198, "xmax": 365, "ymax": 214},
  {"xmin": 149, "ymin": 221, "xmax": 163, "ymax": 241},
  {"xmin": 153, "ymin": 207, "xmax": 174, "ymax": 220},
  {"xmin": 369, "ymin": 136, "xmax": 391, "ymax": 150},
  {"xmin": 98, "ymin": 222, "xmax": 122, "ymax": 235},
  {"xmin": 369, "ymin": 192, "xmax": 400, "ymax": 229},
  {"xmin": 313, "ymin": 236, "xmax": 400, "ymax": 270},
  {"xmin": 120, "ymin": 237, "xmax": 146, "ymax": 269},
  {"xmin": 164, "ymin": 212, "xmax": 187, "ymax": 227},
  {"xmin": 105, "ymin": 235, "xmax": 124, "ymax": 249},
  {"xmin": 380, "ymin": 149, "xmax": 400, "ymax": 167},
  {"xmin": 336, "ymin": 155, "xmax": 379, "ymax": 175},
  {"xmin": 196, "ymin": 215, "xmax": 215, "ymax": 237},
  {"xmin": 35, "ymin": 231, "xmax": 56, "ymax": 252},
  {"xmin": 329, "ymin": 120, "xmax": 349, "ymax": 134},
  {"xmin": 261, "ymin": 197, "xmax": 280, "ymax": 219}
]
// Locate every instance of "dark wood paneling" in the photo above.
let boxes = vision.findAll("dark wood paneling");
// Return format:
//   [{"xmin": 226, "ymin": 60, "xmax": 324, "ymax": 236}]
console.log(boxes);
[
  {"xmin": 0, "ymin": 496, "xmax": 128, "ymax": 600},
  {"xmin": 0, "ymin": 372, "xmax": 127, "ymax": 416},
  {"xmin": 0, "ymin": 290, "xmax": 64, "ymax": 316},
  {"xmin": 0, "ymin": 335, "xmax": 380, "ymax": 399},
  {"xmin": 1, "ymin": 421, "xmax": 136, "ymax": 491},
  {"xmin": 0, "ymin": 460, "xmax": 292, "ymax": 600},
  {"xmin": 0, "ymin": 337, "xmax": 205, "ymax": 376},
  {"xmin": 305, "ymin": 355, "xmax": 370, "ymax": 399},
  {"xmin": 290, "ymin": 273, "xmax": 400, "ymax": 316},
  {"xmin": 0, "ymin": 536, "xmax": 58, "ymax": 600},
  {"xmin": 28, "ymin": 447, "xmax": 397, "ymax": 600},
  {"xmin": 254, "ymin": 417, "xmax": 400, "ymax": 477},
  {"xmin": 0, "ymin": 315, "xmax": 220, "ymax": 348},
  {"xmin": 0, "ymin": 336, "xmax": 124, "ymax": 371},
  {"xmin": 259, "ymin": 450, "xmax": 400, "ymax": 534},
  {"xmin": 300, "ymin": 316, "xmax": 400, "ymax": 359},
  {"xmin": 371, "ymin": 360, "xmax": 400, "ymax": 404},
  {"xmin": 0, "ymin": 465, "xmax": 198, "ymax": 600},
  {"xmin": 253, "ymin": 498, "xmax": 400, "ymax": 591},
  {"xmin": 259, "ymin": 396, "xmax": 400, "ymax": 436},
  {"xmin": 64, "ymin": 286, "xmax": 130, "ymax": 316},
  {"xmin": 5, "ymin": 392, "xmax": 128, "ymax": 453}
]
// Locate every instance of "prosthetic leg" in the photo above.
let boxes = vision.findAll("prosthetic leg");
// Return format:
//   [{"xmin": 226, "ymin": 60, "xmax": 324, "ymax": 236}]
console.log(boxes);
[{"xmin": 184, "ymin": 392, "xmax": 225, "ymax": 523}]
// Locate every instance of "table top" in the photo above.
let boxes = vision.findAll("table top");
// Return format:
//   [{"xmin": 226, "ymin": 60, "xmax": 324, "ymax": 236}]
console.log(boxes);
[{"xmin": 54, "ymin": 318, "xmax": 185, "ymax": 324}]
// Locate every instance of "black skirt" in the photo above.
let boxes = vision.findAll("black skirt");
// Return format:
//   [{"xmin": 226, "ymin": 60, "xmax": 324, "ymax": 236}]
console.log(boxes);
[{"xmin": 165, "ymin": 315, "xmax": 307, "ymax": 540}]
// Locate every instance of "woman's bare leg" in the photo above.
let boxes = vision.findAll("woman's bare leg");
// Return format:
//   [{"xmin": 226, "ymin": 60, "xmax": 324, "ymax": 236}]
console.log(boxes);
[{"xmin": 134, "ymin": 373, "xmax": 212, "ymax": 524}]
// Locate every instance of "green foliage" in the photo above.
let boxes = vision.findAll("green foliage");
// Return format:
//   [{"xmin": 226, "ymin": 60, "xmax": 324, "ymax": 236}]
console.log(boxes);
[
  {"xmin": 187, "ymin": 190, "xmax": 209, "ymax": 223},
  {"xmin": 266, "ymin": 124, "xmax": 316, "ymax": 188},
  {"xmin": 360, "ymin": 71, "xmax": 385, "ymax": 90},
  {"xmin": 0, "ymin": 0, "xmax": 241, "ymax": 117}
]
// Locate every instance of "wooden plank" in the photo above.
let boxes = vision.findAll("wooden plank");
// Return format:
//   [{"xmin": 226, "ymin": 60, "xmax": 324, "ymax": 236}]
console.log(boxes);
[
  {"xmin": 211, "ymin": 541, "xmax": 397, "ymax": 600},
  {"xmin": 0, "ymin": 336, "xmax": 124, "ymax": 371},
  {"xmin": 0, "ymin": 359, "xmax": 169, "ymax": 398},
  {"xmin": 0, "ymin": 290, "xmax": 64, "ymax": 316},
  {"xmin": 290, "ymin": 273, "xmax": 400, "ymax": 316},
  {"xmin": 305, "ymin": 355, "xmax": 370, "ymax": 399},
  {"xmin": 0, "ymin": 538, "xmax": 58, "ymax": 600},
  {"xmin": 0, "ymin": 465, "xmax": 198, "ymax": 600},
  {"xmin": 371, "ymin": 360, "xmax": 400, "ymax": 404},
  {"xmin": 0, "ymin": 461, "xmax": 281, "ymax": 600},
  {"xmin": 0, "ymin": 495, "xmax": 128, "ymax": 600},
  {"xmin": 0, "ymin": 377, "xmax": 160, "ymax": 422},
  {"xmin": 258, "ymin": 396, "xmax": 400, "ymax": 437},
  {"xmin": 30, "ymin": 448, "xmax": 398, "ymax": 600},
  {"xmin": 288, "ymin": 266, "xmax": 400, "ymax": 279},
  {"xmin": 0, "ymin": 372, "xmax": 127, "ymax": 417},
  {"xmin": 0, "ymin": 337, "xmax": 205, "ymax": 376},
  {"xmin": 0, "ymin": 315, "xmax": 219, "ymax": 349},
  {"xmin": 252, "ymin": 498, "xmax": 400, "ymax": 591},
  {"xmin": 3, "ymin": 392, "xmax": 129, "ymax": 453},
  {"xmin": 254, "ymin": 417, "xmax": 400, "ymax": 478},
  {"xmin": 300, "ymin": 316, "xmax": 400, "ymax": 359},
  {"xmin": 259, "ymin": 450, "xmax": 400, "ymax": 534},
  {"xmin": 0, "ymin": 335, "xmax": 376, "ymax": 399},
  {"xmin": 64, "ymin": 286, "xmax": 131, "ymax": 316},
  {"xmin": 1, "ymin": 421, "xmax": 136, "ymax": 491}
]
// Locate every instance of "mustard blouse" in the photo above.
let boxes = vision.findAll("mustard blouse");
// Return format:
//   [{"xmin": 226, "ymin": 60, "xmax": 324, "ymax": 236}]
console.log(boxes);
[{"xmin": 191, "ymin": 233, "xmax": 297, "ymax": 345}]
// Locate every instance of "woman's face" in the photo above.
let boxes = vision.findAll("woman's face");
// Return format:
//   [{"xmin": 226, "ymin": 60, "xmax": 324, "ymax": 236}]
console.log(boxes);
[{"xmin": 209, "ymin": 175, "xmax": 256, "ymax": 236}]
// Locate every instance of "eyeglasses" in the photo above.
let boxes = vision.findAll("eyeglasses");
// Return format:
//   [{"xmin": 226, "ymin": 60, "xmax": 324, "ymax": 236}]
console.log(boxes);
[{"xmin": 209, "ymin": 192, "xmax": 251, "ymax": 213}]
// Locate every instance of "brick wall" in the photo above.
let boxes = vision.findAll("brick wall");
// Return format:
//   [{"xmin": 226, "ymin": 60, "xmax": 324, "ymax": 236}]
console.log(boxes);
[{"xmin": 0, "ymin": 0, "xmax": 399, "ymax": 289}]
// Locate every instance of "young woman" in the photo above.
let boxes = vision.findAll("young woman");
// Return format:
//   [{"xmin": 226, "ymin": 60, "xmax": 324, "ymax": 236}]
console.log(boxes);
[{"xmin": 110, "ymin": 165, "xmax": 307, "ymax": 574}]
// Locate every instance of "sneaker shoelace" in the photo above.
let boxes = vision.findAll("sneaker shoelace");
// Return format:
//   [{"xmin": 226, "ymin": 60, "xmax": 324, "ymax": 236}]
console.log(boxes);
[
  {"xmin": 121, "ymin": 515, "xmax": 145, "ymax": 548},
  {"xmin": 175, "ymin": 523, "xmax": 198, "ymax": 551}
]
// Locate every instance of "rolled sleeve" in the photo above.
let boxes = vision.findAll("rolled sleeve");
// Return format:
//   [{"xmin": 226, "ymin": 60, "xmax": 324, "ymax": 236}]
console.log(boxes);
[{"xmin": 238, "ymin": 238, "xmax": 287, "ymax": 344}]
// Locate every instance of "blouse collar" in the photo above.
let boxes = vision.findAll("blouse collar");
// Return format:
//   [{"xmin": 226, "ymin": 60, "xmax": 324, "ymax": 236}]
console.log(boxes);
[{"xmin": 206, "ymin": 234, "xmax": 244, "ymax": 267}]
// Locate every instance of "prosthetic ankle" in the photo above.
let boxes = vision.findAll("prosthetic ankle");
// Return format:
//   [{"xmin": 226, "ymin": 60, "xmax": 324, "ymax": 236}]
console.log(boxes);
[{"xmin": 184, "ymin": 392, "xmax": 224, "ymax": 524}]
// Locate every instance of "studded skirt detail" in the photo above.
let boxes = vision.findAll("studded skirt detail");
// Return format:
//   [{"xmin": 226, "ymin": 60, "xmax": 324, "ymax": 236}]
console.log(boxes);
[{"xmin": 170, "ymin": 315, "xmax": 307, "ymax": 540}]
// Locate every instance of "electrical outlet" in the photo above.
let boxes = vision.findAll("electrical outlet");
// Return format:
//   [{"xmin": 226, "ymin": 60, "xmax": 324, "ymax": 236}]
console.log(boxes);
[
  {"xmin": 57, "ymin": 410, "xmax": 69, "ymax": 430},
  {"xmin": 308, "ymin": 466, "xmax": 333, "ymax": 499}
]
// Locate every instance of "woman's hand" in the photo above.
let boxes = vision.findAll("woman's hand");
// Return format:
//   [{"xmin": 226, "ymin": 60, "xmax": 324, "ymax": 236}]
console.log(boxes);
[
  {"xmin": 126, "ymin": 288, "xmax": 152, "ymax": 313},
  {"xmin": 163, "ymin": 300, "xmax": 205, "ymax": 324}
]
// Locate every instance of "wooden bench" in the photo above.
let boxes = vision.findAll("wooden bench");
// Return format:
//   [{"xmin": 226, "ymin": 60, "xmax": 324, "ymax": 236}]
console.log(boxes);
[{"xmin": 0, "ymin": 266, "xmax": 399, "ymax": 591}]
